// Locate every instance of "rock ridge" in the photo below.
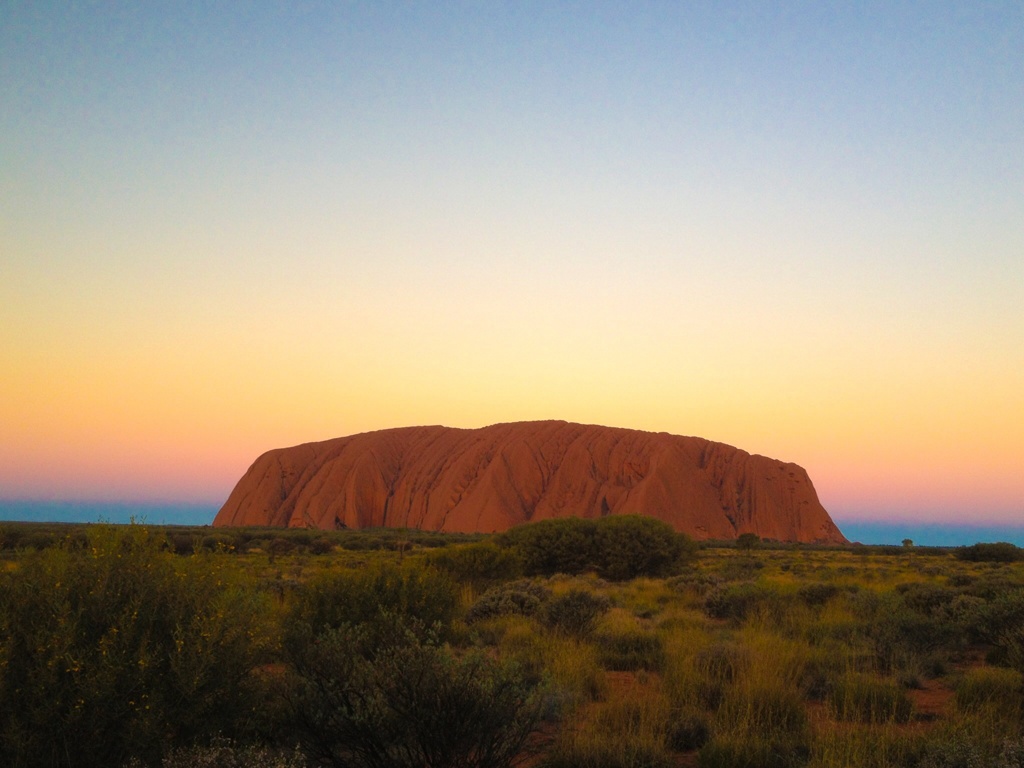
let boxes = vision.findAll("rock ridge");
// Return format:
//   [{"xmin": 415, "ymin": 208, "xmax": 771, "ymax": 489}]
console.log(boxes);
[{"xmin": 213, "ymin": 420, "xmax": 847, "ymax": 544}]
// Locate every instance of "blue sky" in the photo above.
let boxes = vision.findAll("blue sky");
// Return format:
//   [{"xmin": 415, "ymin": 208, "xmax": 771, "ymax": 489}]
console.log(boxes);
[{"xmin": 2, "ymin": 2, "xmax": 1022, "ymax": 527}]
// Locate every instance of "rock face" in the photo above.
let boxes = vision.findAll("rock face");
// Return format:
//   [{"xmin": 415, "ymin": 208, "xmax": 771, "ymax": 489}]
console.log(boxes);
[{"xmin": 214, "ymin": 421, "xmax": 846, "ymax": 543}]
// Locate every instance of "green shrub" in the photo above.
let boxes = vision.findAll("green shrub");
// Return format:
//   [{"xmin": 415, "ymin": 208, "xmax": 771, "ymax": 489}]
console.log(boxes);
[
  {"xmin": 736, "ymin": 533, "xmax": 761, "ymax": 550},
  {"xmin": 968, "ymin": 590, "xmax": 1024, "ymax": 644},
  {"xmin": 896, "ymin": 582, "xmax": 958, "ymax": 615},
  {"xmin": 703, "ymin": 583, "xmax": 788, "ymax": 623},
  {"xmin": 288, "ymin": 562, "xmax": 457, "ymax": 644},
  {"xmin": 266, "ymin": 537, "xmax": 297, "ymax": 557},
  {"xmin": 308, "ymin": 538, "xmax": 334, "ymax": 555},
  {"xmin": 958, "ymin": 543, "xmax": 1024, "ymax": 563},
  {"xmin": 286, "ymin": 620, "xmax": 546, "ymax": 768},
  {"xmin": 541, "ymin": 590, "xmax": 611, "ymax": 638},
  {"xmin": 591, "ymin": 516, "xmax": 693, "ymax": 581},
  {"xmin": 465, "ymin": 580, "xmax": 551, "ymax": 625},
  {"xmin": 500, "ymin": 518, "xmax": 596, "ymax": 577},
  {"xmin": 500, "ymin": 516, "xmax": 693, "ymax": 581},
  {"xmin": 426, "ymin": 541, "xmax": 524, "ymax": 589},
  {"xmin": 797, "ymin": 582, "xmax": 840, "ymax": 608},
  {"xmin": 0, "ymin": 525, "xmax": 272, "ymax": 768},
  {"xmin": 201, "ymin": 533, "xmax": 236, "ymax": 552},
  {"xmin": 859, "ymin": 591, "xmax": 955, "ymax": 670}
]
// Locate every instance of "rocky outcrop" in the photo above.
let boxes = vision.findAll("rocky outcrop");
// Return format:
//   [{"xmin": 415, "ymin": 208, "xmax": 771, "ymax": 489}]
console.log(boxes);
[{"xmin": 214, "ymin": 421, "xmax": 846, "ymax": 543}]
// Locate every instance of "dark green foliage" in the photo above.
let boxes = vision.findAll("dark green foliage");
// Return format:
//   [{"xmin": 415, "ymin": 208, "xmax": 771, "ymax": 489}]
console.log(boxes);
[
  {"xmin": 540, "ymin": 590, "xmax": 611, "ymax": 638},
  {"xmin": 286, "ymin": 620, "xmax": 546, "ymax": 768},
  {"xmin": 666, "ymin": 710, "xmax": 711, "ymax": 752},
  {"xmin": 591, "ymin": 515, "xmax": 693, "ymax": 581},
  {"xmin": 703, "ymin": 582, "xmax": 788, "ymax": 622},
  {"xmin": 500, "ymin": 517, "xmax": 597, "ymax": 577},
  {"xmin": 957, "ymin": 543, "xmax": 1024, "ymax": 563},
  {"xmin": 896, "ymin": 582, "xmax": 958, "ymax": 615},
  {"xmin": 852, "ymin": 591, "xmax": 956, "ymax": 671},
  {"xmin": 0, "ymin": 525, "xmax": 271, "ymax": 768},
  {"xmin": 201, "ymin": 533, "xmax": 236, "ymax": 552},
  {"xmin": 501, "ymin": 516, "xmax": 693, "ymax": 581},
  {"xmin": 167, "ymin": 532, "xmax": 196, "ymax": 555},
  {"xmin": 966, "ymin": 590, "xmax": 1024, "ymax": 644},
  {"xmin": 287, "ymin": 563, "xmax": 458, "ymax": 646},
  {"xmin": 426, "ymin": 541, "xmax": 524, "ymax": 589},
  {"xmin": 797, "ymin": 582, "xmax": 841, "ymax": 607},
  {"xmin": 266, "ymin": 537, "xmax": 297, "ymax": 557},
  {"xmin": 736, "ymin": 533, "xmax": 760, "ymax": 550},
  {"xmin": 465, "ymin": 580, "xmax": 551, "ymax": 624},
  {"xmin": 308, "ymin": 537, "xmax": 334, "ymax": 555}
]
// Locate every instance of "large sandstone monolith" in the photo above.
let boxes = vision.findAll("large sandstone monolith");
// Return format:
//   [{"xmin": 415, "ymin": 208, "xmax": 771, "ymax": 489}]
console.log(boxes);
[{"xmin": 213, "ymin": 421, "xmax": 846, "ymax": 543}]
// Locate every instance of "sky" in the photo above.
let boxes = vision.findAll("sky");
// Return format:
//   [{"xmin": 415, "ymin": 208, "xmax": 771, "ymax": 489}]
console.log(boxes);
[{"xmin": 2, "ymin": 2, "xmax": 1022, "ymax": 529}]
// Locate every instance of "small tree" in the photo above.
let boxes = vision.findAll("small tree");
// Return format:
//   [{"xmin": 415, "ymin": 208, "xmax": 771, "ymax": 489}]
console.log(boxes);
[
  {"xmin": 902, "ymin": 538, "xmax": 914, "ymax": 548},
  {"xmin": 287, "ymin": 620, "xmax": 546, "ymax": 768},
  {"xmin": 736, "ymin": 532, "xmax": 760, "ymax": 551}
]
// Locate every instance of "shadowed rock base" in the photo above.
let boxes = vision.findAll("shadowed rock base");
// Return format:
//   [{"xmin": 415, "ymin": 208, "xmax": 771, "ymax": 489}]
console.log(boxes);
[{"xmin": 213, "ymin": 421, "xmax": 846, "ymax": 544}]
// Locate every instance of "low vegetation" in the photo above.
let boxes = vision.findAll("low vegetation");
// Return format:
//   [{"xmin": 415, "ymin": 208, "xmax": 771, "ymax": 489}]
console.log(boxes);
[{"xmin": 1, "ymin": 521, "xmax": 1023, "ymax": 767}]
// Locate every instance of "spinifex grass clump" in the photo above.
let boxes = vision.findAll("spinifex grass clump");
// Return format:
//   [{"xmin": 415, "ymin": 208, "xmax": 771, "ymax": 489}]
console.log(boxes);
[
  {"xmin": 542, "ymin": 686, "xmax": 677, "ymax": 768},
  {"xmin": 954, "ymin": 667, "xmax": 1024, "ymax": 715},
  {"xmin": 696, "ymin": 628, "xmax": 815, "ymax": 768},
  {"xmin": 594, "ymin": 609, "xmax": 665, "ymax": 672},
  {"xmin": 828, "ymin": 672, "xmax": 914, "ymax": 724}
]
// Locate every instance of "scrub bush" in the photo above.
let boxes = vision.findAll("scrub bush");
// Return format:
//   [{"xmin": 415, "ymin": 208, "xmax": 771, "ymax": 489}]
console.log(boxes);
[
  {"xmin": 287, "ymin": 562, "xmax": 457, "ymax": 643},
  {"xmin": 704, "ymin": 582, "xmax": 788, "ymax": 623},
  {"xmin": 465, "ymin": 580, "xmax": 551, "ymax": 624},
  {"xmin": 958, "ymin": 543, "xmax": 1024, "ymax": 563},
  {"xmin": 796, "ymin": 582, "xmax": 841, "ymax": 608},
  {"xmin": 286, "ymin": 620, "xmax": 546, "ymax": 768},
  {"xmin": 540, "ymin": 589, "xmax": 611, "ymax": 638},
  {"xmin": 0, "ymin": 525, "xmax": 272, "ymax": 768},
  {"xmin": 426, "ymin": 541, "xmax": 524, "ymax": 589},
  {"xmin": 500, "ymin": 516, "xmax": 693, "ymax": 581}
]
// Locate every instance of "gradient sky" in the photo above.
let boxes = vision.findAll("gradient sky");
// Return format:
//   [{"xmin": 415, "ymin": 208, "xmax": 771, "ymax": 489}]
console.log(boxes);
[{"xmin": 2, "ymin": 2, "xmax": 1022, "ymax": 526}]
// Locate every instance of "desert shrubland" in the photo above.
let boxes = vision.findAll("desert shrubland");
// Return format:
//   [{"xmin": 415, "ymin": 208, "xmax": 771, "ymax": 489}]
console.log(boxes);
[{"xmin": 1, "ymin": 522, "xmax": 1023, "ymax": 767}]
